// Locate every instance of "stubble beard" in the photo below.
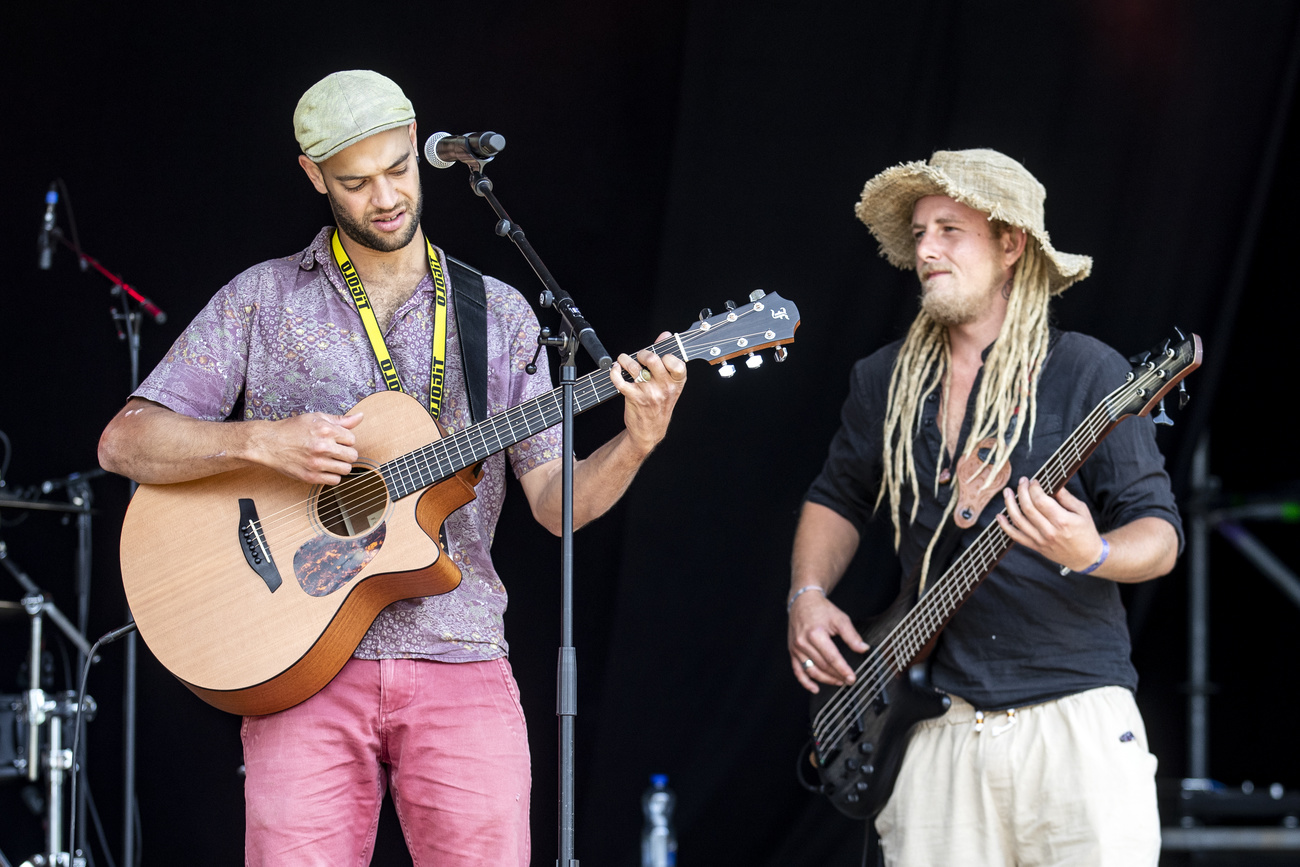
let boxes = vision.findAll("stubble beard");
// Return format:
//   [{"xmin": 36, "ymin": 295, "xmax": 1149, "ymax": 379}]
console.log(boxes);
[{"xmin": 328, "ymin": 183, "xmax": 425, "ymax": 254}]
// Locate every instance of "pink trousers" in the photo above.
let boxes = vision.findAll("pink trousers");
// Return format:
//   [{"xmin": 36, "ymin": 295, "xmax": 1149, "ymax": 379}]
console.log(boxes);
[{"xmin": 241, "ymin": 657, "xmax": 531, "ymax": 867}]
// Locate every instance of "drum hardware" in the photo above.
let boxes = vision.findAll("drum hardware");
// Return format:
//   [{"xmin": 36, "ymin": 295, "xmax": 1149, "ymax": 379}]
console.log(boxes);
[{"xmin": 2, "ymin": 542, "xmax": 95, "ymax": 867}]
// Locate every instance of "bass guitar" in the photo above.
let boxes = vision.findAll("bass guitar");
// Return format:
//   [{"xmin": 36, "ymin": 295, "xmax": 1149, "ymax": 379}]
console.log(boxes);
[
  {"xmin": 121, "ymin": 291, "xmax": 799, "ymax": 716},
  {"xmin": 803, "ymin": 330, "xmax": 1201, "ymax": 820}
]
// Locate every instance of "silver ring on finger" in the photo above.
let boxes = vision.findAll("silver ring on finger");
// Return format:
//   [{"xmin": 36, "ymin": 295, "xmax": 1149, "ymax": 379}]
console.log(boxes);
[
  {"xmin": 638, "ymin": 368, "xmax": 652, "ymax": 382},
  {"xmin": 802, "ymin": 658, "xmax": 815, "ymax": 671}
]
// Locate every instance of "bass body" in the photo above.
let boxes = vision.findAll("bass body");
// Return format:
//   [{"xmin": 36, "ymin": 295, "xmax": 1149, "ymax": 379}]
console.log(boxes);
[{"xmin": 806, "ymin": 569, "xmax": 952, "ymax": 819}]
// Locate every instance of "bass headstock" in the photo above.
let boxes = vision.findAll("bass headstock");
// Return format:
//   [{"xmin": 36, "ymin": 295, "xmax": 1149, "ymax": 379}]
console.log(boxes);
[{"xmin": 1115, "ymin": 330, "xmax": 1203, "ymax": 423}]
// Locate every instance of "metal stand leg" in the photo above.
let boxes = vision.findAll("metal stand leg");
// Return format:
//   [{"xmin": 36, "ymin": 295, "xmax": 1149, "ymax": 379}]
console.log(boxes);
[{"xmin": 1187, "ymin": 434, "xmax": 1211, "ymax": 786}]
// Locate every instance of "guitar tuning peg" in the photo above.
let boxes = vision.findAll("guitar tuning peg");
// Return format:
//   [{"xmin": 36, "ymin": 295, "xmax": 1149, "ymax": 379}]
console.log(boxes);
[
  {"xmin": 774, "ymin": 345, "xmax": 788, "ymax": 363},
  {"xmin": 719, "ymin": 361, "xmax": 736, "ymax": 378},
  {"xmin": 1178, "ymin": 379, "xmax": 1190, "ymax": 409},
  {"xmin": 1152, "ymin": 398, "xmax": 1173, "ymax": 427},
  {"xmin": 748, "ymin": 289, "xmax": 767, "ymax": 302},
  {"xmin": 724, "ymin": 300, "xmax": 737, "ymax": 311},
  {"xmin": 698, "ymin": 307, "xmax": 713, "ymax": 322},
  {"xmin": 745, "ymin": 351, "xmax": 763, "ymax": 369},
  {"xmin": 1174, "ymin": 325, "xmax": 1186, "ymax": 340}
]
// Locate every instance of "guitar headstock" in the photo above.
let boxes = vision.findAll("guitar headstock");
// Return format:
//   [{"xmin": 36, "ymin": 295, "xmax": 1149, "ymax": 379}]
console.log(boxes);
[
  {"xmin": 676, "ymin": 290, "xmax": 800, "ymax": 377},
  {"xmin": 1114, "ymin": 330, "xmax": 1203, "ymax": 422}
]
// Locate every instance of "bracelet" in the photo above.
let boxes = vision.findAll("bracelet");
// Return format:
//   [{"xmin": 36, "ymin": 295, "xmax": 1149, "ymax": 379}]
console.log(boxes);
[
  {"xmin": 1061, "ymin": 537, "xmax": 1109, "ymax": 576},
  {"xmin": 1078, "ymin": 537, "xmax": 1109, "ymax": 574},
  {"xmin": 786, "ymin": 585, "xmax": 826, "ymax": 613}
]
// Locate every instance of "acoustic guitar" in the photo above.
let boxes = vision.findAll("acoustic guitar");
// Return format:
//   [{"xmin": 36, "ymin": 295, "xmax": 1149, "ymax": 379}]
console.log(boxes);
[{"xmin": 120, "ymin": 292, "xmax": 800, "ymax": 716}]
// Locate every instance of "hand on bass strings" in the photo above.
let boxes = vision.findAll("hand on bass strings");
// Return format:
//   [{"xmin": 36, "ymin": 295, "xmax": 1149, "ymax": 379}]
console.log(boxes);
[
  {"xmin": 996, "ymin": 476, "xmax": 1103, "ymax": 572},
  {"xmin": 787, "ymin": 590, "xmax": 868, "ymax": 695}
]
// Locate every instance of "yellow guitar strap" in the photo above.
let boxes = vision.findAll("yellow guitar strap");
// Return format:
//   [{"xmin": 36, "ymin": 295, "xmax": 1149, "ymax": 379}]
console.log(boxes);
[{"xmin": 331, "ymin": 229, "xmax": 449, "ymax": 419}]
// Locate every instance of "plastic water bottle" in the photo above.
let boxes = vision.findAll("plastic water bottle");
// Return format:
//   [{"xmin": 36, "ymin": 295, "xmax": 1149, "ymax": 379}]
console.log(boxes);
[{"xmin": 640, "ymin": 773, "xmax": 677, "ymax": 866}]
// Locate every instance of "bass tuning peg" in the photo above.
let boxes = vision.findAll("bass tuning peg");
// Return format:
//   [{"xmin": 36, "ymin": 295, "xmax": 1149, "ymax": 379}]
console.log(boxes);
[
  {"xmin": 1178, "ymin": 380, "xmax": 1190, "ymax": 409},
  {"xmin": 1152, "ymin": 398, "xmax": 1173, "ymax": 427}
]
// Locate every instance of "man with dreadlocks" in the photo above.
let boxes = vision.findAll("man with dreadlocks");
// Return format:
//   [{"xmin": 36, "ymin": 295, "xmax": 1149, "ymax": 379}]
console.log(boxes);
[{"xmin": 787, "ymin": 149, "xmax": 1181, "ymax": 865}]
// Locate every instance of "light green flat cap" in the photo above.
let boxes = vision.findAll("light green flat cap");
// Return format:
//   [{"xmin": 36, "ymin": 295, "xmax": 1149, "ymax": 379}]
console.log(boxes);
[{"xmin": 294, "ymin": 70, "xmax": 415, "ymax": 163}]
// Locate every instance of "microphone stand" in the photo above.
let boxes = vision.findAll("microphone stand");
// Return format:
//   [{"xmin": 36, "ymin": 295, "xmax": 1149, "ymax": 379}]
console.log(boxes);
[
  {"xmin": 50, "ymin": 228, "xmax": 168, "ymax": 328},
  {"xmin": 45, "ymin": 225, "xmax": 166, "ymax": 867},
  {"xmin": 462, "ymin": 161, "xmax": 609, "ymax": 867}
]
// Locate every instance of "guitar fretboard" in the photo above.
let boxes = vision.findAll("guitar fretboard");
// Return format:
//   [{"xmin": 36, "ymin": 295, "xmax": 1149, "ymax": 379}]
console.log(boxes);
[{"xmin": 379, "ymin": 337, "xmax": 679, "ymax": 499}]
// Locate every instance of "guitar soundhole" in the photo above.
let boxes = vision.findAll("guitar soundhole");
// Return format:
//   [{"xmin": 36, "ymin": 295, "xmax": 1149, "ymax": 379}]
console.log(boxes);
[{"xmin": 316, "ymin": 466, "xmax": 389, "ymax": 537}]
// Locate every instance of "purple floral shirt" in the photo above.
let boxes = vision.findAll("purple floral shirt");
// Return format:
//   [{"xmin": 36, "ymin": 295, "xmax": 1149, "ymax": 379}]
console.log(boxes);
[{"xmin": 134, "ymin": 227, "xmax": 562, "ymax": 662}]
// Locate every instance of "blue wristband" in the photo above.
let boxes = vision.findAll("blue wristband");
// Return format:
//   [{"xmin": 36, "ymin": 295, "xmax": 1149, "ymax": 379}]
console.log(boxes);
[
  {"xmin": 1077, "ymin": 537, "xmax": 1110, "ymax": 575},
  {"xmin": 786, "ymin": 585, "xmax": 826, "ymax": 613}
]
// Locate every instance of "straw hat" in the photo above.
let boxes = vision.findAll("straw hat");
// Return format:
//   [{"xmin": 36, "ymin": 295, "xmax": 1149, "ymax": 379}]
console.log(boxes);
[
  {"xmin": 854, "ymin": 149, "xmax": 1092, "ymax": 294},
  {"xmin": 294, "ymin": 70, "xmax": 415, "ymax": 163}
]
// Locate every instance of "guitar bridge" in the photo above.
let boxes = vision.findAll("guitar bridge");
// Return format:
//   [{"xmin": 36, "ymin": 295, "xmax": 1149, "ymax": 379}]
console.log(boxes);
[{"xmin": 238, "ymin": 498, "xmax": 282, "ymax": 593}]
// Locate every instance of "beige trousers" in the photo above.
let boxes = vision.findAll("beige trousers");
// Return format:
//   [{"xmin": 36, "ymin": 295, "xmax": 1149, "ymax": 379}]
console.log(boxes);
[{"xmin": 875, "ymin": 686, "xmax": 1160, "ymax": 867}]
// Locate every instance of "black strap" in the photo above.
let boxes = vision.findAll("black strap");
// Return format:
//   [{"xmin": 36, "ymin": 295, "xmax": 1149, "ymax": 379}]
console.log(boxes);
[{"xmin": 446, "ymin": 255, "xmax": 489, "ymax": 425}]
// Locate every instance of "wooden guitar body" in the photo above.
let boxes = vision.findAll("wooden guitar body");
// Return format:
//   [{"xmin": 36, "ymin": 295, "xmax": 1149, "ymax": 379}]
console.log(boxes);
[{"xmin": 120, "ymin": 391, "xmax": 478, "ymax": 716}]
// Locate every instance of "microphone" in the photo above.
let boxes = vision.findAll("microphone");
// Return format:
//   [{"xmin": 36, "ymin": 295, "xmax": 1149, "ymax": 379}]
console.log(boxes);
[
  {"xmin": 39, "ymin": 183, "xmax": 58, "ymax": 270},
  {"xmin": 423, "ymin": 131, "xmax": 506, "ymax": 169}
]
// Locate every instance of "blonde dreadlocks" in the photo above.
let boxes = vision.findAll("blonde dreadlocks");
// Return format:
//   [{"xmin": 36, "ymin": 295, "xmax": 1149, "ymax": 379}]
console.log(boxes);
[{"xmin": 877, "ymin": 236, "xmax": 1053, "ymax": 582}]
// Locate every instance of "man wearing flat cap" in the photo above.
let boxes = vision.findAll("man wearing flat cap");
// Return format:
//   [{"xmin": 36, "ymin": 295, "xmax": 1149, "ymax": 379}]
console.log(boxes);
[
  {"xmin": 99, "ymin": 70, "xmax": 686, "ymax": 865},
  {"xmin": 787, "ymin": 149, "xmax": 1180, "ymax": 865}
]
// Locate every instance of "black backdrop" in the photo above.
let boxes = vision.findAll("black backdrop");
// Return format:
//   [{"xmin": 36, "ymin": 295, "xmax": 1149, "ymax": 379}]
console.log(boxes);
[{"xmin": 3, "ymin": 2, "xmax": 1299, "ymax": 865}]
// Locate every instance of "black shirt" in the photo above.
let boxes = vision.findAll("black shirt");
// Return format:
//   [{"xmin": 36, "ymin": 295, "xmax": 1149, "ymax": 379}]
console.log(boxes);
[{"xmin": 806, "ymin": 330, "xmax": 1183, "ymax": 708}]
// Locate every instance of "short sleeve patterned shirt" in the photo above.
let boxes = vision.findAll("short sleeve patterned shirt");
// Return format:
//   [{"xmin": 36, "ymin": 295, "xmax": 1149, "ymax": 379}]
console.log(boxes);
[{"xmin": 134, "ymin": 227, "xmax": 562, "ymax": 662}]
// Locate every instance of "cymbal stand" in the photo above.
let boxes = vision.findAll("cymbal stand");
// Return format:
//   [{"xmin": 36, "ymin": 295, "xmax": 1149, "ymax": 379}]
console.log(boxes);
[{"xmin": 1, "ymin": 541, "xmax": 94, "ymax": 867}]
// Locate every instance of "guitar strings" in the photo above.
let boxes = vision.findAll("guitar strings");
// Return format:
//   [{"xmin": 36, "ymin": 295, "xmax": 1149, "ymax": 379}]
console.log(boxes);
[
  {"xmin": 248, "ymin": 338, "xmax": 659, "ymax": 537},
  {"xmin": 811, "ymin": 361, "xmax": 1169, "ymax": 754},
  {"xmin": 256, "ymin": 314, "xmax": 784, "ymax": 539},
  {"xmin": 249, "ymin": 327, "xmax": 748, "ymax": 539},
  {"xmin": 188, "ymin": 305, "xmax": 784, "ymax": 576}
]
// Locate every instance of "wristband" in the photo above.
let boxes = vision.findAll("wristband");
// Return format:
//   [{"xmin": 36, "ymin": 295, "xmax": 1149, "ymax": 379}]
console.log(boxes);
[
  {"xmin": 786, "ymin": 585, "xmax": 826, "ymax": 613},
  {"xmin": 1061, "ymin": 537, "xmax": 1109, "ymax": 576}
]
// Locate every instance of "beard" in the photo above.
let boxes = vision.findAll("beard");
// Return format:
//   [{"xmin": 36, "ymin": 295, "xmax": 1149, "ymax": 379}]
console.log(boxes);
[
  {"xmin": 328, "ymin": 182, "xmax": 425, "ymax": 253},
  {"xmin": 920, "ymin": 285, "xmax": 985, "ymax": 326},
  {"xmin": 918, "ymin": 270, "xmax": 1004, "ymax": 327}
]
